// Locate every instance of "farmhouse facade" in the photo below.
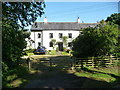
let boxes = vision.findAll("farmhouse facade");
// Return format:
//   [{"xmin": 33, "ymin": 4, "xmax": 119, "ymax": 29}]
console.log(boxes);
[{"xmin": 29, "ymin": 17, "xmax": 98, "ymax": 51}]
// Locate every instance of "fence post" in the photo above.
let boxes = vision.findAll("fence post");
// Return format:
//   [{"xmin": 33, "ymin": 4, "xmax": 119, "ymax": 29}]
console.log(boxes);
[
  {"xmin": 92, "ymin": 57, "xmax": 94, "ymax": 67},
  {"xmin": 80, "ymin": 58, "xmax": 84, "ymax": 70},
  {"xmin": 27, "ymin": 57, "xmax": 31, "ymax": 71},
  {"xmin": 49, "ymin": 58, "xmax": 52, "ymax": 71}
]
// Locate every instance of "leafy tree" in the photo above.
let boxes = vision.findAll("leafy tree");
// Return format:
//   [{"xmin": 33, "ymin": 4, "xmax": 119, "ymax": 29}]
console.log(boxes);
[
  {"xmin": 106, "ymin": 13, "xmax": 120, "ymax": 56},
  {"xmin": 2, "ymin": 2, "xmax": 45, "ymax": 87},
  {"xmin": 2, "ymin": 2, "xmax": 45, "ymax": 28},
  {"xmin": 51, "ymin": 39, "xmax": 56, "ymax": 50},
  {"xmin": 106, "ymin": 13, "xmax": 120, "ymax": 26},
  {"xmin": 62, "ymin": 36, "xmax": 68, "ymax": 50},
  {"xmin": 72, "ymin": 20, "xmax": 118, "ymax": 58}
]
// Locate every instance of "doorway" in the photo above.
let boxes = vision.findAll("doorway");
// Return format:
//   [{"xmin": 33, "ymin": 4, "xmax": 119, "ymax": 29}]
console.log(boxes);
[{"xmin": 58, "ymin": 42, "xmax": 63, "ymax": 51}]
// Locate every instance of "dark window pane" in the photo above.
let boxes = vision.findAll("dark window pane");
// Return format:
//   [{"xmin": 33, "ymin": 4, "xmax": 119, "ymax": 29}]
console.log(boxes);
[
  {"xmin": 59, "ymin": 33, "xmax": 62, "ymax": 38},
  {"xmin": 68, "ymin": 33, "xmax": 72, "ymax": 38},
  {"xmin": 50, "ymin": 42, "xmax": 53, "ymax": 47},
  {"xmin": 38, "ymin": 33, "xmax": 41, "ymax": 38},
  {"xmin": 38, "ymin": 42, "xmax": 41, "ymax": 46},
  {"xmin": 49, "ymin": 33, "xmax": 53, "ymax": 38}
]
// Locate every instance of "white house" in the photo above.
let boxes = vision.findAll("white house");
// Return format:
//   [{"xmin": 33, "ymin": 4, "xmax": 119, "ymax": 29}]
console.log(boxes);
[{"xmin": 29, "ymin": 17, "xmax": 97, "ymax": 51}]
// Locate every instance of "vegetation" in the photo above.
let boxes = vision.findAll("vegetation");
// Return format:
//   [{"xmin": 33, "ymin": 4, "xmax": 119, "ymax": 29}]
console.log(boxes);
[
  {"xmin": 105, "ymin": 13, "xmax": 120, "ymax": 57},
  {"xmin": 51, "ymin": 39, "xmax": 56, "ymax": 50},
  {"xmin": 2, "ymin": 2, "xmax": 45, "ymax": 88},
  {"xmin": 62, "ymin": 36, "xmax": 68, "ymax": 50},
  {"xmin": 106, "ymin": 13, "xmax": 120, "ymax": 26},
  {"xmin": 72, "ymin": 20, "xmax": 119, "ymax": 58}
]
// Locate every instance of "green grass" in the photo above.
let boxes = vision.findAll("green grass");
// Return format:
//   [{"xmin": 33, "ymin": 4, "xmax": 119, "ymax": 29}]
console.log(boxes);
[
  {"xmin": 27, "ymin": 53, "xmax": 34, "ymax": 56},
  {"xmin": 74, "ymin": 66, "xmax": 120, "ymax": 88}
]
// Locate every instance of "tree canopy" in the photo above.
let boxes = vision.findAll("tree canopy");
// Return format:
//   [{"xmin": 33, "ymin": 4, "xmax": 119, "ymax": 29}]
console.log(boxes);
[
  {"xmin": 2, "ymin": 2, "xmax": 45, "ymax": 28},
  {"xmin": 2, "ymin": 1, "xmax": 45, "ymax": 72},
  {"xmin": 105, "ymin": 13, "xmax": 120, "ymax": 26},
  {"xmin": 72, "ymin": 20, "xmax": 119, "ymax": 58}
]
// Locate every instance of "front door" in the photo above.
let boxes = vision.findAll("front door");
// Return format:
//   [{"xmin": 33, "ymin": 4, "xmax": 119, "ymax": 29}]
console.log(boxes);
[{"xmin": 58, "ymin": 42, "xmax": 63, "ymax": 51}]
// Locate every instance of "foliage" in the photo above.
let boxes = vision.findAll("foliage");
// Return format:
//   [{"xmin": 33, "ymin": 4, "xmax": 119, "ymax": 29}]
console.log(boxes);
[
  {"xmin": 105, "ymin": 13, "xmax": 120, "ymax": 26},
  {"xmin": 51, "ymin": 39, "xmax": 56, "ymax": 50},
  {"xmin": 2, "ymin": 20, "xmax": 27, "ymax": 68},
  {"xmin": 2, "ymin": 2, "xmax": 45, "ymax": 28},
  {"xmin": 62, "ymin": 36, "xmax": 68, "ymax": 49},
  {"xmin": 72, "ymin": 21, "xmax": 119, "ymax": 58},
  {"xmin": 2, "ymin": 2, "xmax": 45, "ymax": 64},
  {"xmin": 2, "ymin": 2, "xmax": 45, "ymax": 87},
  {"xmin": 2, "ymin": 62, "xmax": 29, "ymax": 88},
  {"xmin": 105, "ymin": 13, "xmax": 120, "ymax": 57}
]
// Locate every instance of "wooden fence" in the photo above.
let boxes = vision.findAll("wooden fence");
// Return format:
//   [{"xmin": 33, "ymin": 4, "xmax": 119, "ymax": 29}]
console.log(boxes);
[{"xmin": 72, "ymin": 56, "xmax": 120, "ymax": 69}]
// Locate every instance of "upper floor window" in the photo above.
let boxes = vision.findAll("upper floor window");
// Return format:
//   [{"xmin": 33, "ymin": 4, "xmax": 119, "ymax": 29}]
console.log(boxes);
[
  {"xmin": 49, "ymin": 42, "xmax": 53, "ymax": 47},
  {"xmin": 59, "ymin": 33, "xmax": 63, "ymax": 38},
  {"xmin": 68, "ymin": 33, "xmax": 72, "ymax": 38},
  {"xmin": 38, "ymin": 33, "xmax": 41, "ymax": 38},
  {"xmin": 49, "ymin": 33, "xmax": 53, "ymax": 38}
]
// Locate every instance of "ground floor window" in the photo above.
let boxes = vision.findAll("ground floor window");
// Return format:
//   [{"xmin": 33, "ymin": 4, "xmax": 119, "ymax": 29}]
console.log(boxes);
[
  {"xmin": 68, "ymin": 42, "xmax": 72, "ymax": 47},
  {"xmin": 38, "ymin": 42, "xmax": 41, "ymax": 46},
  {"xmin": 50, "ymin": 42, "xmax": 53, "ymax": 47}
]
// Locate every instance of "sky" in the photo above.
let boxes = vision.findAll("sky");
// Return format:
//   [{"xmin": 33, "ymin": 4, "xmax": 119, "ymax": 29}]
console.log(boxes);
[{"xmin": 25, "ymin": 1, "xmax": 119, "ymax": 29}]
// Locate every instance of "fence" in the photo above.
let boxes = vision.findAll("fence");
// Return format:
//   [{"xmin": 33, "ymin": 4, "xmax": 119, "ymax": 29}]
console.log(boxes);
[{"xmin": 72, "ymin": 55, "xmax": 120, "ymax": 69}]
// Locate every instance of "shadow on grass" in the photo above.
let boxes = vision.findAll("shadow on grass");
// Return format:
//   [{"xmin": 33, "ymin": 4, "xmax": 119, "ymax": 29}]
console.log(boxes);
[{"xmin": 81, "ymin": 67, "xmax": 120, "ymax": 87}]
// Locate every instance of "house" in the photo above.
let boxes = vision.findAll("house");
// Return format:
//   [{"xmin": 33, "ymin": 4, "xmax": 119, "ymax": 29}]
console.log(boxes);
[{"xmin": 29, "ymin": 17, "xmax": 98, "ymax": 51}]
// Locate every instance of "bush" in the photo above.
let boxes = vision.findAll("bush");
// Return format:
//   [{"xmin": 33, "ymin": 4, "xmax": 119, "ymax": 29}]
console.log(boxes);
[{"xmin": 2, "ymin": 64, "xmax": 29, "ymax": 88}]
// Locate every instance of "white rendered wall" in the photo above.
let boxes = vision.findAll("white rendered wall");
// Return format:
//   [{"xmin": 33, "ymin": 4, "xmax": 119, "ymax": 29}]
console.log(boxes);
[
  {"xmin": 30, "ymin": 31, "xmax": 42, "ymax": 49},
  {"xmin": 42, "ymin": 30, "xmax": 80, "ymax": 50},
  {"xmin": 30, "ymin": 30, "xmax": 80, "ymax": 50}
]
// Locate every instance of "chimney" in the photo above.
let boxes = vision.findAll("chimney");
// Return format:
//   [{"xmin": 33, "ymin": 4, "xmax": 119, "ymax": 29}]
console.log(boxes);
[
  {"xmin": 44, "ymin": 17, "xmax": 47, "ymax": 23},
  {"xmin": 77, "ymin": 17, "xmax": 80, "ymax": 23}
]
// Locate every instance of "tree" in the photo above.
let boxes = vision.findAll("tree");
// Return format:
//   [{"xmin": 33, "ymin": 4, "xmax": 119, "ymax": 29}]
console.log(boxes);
[
  {"xmin": 106, "ymin": 13, "xmax": 120, "ymax": 26},
  {"xmin": 72, "ymin": 20, "xmax": 118, "ymax": 58},
  {"xmin": 51, "ymin": 39, "xmax": 56, "ymax": 50},
  {"xmin": 2, "ymin": 2, "xmax": 45, "ymax": 28},
  {"xmin": 62, "ymin": 36, "xmax": 68, "ymax": 50},
  {"xmin": 106, "ymin": 13, "xmax": 120, "ymax": 56},
  {"xmin": 2, "ymin": 1, "xmax": 45, "ymax": 63}
]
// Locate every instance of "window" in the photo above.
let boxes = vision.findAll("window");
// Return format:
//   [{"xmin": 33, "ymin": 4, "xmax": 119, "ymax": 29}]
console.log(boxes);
[
  {"xmin": 59, "ymin": 33, "xmax": 63, "ymax": 38},
  {"xmin": 68, "ymin": 33, "xmax": 72, "ymax": 38},
  {"xmin": 49, "ymin": 33, "xmax": 53, "ymax": 38},
  {"xmin": 68, "ymin": 42, "xmax": 72, "ymax": 47},
  {"xmin": 49, "ymin": 42, "xmax": 53, "ymax": 47},
  {"xmin": 38, "ymin": 42, "xmax": 41, "ymax": 46},
  {"xmin": 38, "ymin": 33, "xmax": 41, "ymax": 38}
]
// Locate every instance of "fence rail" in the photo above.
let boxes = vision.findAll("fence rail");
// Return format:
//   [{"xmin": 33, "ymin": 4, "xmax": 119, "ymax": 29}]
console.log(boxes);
[{"xmin": 73, "ymin": 56, "xmax": 120, "ymax": 68}]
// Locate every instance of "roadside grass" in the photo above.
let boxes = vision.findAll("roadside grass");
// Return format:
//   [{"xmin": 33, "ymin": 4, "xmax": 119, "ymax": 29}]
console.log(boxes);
[{"xmin": 74, "ymin": 66, "xmax": 120, "ymax": 88}]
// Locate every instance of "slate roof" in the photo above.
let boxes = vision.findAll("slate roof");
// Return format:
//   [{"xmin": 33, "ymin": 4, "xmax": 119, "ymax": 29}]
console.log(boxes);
[{"xmin": 31, "ymin": 22, "xmax": 98, "ymax": 31}]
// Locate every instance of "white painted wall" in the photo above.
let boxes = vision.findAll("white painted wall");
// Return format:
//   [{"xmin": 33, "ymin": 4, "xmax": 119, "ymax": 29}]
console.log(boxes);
[
  {"xmin": 30, "ymin": 30, "xmax": 80, "ymax": 50},
  {"xmin": 30, "ymin": 31, "xmax": 42, "ymax": 49}
]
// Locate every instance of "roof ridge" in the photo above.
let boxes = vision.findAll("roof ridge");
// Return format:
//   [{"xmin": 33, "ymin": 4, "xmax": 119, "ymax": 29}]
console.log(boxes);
[{"xmin": 35, "ymin": 22, "xmax": 97, "ymax": 24}]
